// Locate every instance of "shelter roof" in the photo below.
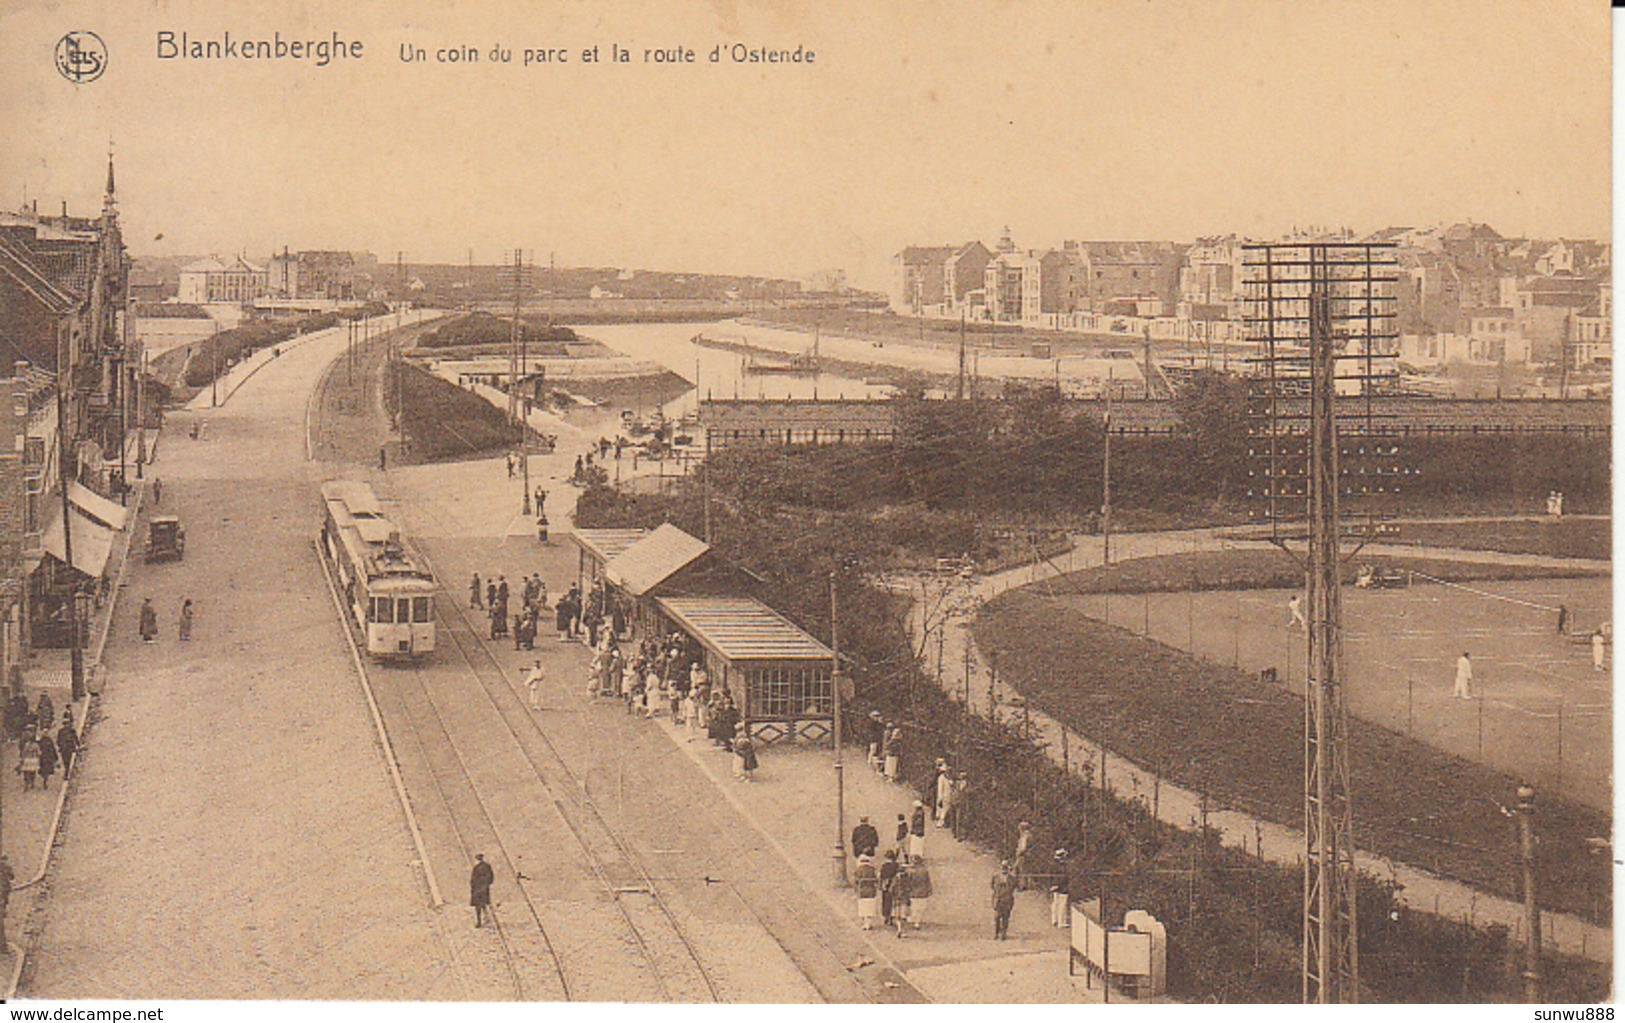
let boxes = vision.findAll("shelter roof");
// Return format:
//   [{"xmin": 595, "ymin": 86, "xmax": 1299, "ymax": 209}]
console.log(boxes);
[
  {"xmin": 656, "ymin": 596, "xmax": 832, "ymax": 663},
  {"xmin": 606, "ymin": 523, "xmax": 709, "ymax": 596},
  {"xmin": 571, "ymin": 528, "xmax": 648, "ymax": 565}
]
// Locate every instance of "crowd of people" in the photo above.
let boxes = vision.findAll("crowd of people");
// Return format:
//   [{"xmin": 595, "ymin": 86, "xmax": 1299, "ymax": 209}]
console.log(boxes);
[{"xmin": 3, "ymin": 690, "xmax": 78, "ymax": 794}]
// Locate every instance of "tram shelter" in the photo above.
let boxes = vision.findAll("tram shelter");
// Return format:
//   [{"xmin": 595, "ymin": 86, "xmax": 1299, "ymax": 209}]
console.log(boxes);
[
  {"xmin": 570, "ymin": 527, "xmax": 647, "ymax": 595},
  {"xmin": 654, "ymin": 595, "xmax": 834, "ymax": 746}
]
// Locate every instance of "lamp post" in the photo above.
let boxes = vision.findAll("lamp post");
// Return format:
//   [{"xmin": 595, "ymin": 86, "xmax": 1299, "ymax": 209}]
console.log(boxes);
[{"xmin": 830, "ymin": 571, "xmax": 848, "ymax": 886}]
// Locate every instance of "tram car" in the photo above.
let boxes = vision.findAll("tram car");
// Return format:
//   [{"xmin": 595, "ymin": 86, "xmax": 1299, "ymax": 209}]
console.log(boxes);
[{"xmin": 320, "ymin": 480, "xmax": 437, "ymax": 659}]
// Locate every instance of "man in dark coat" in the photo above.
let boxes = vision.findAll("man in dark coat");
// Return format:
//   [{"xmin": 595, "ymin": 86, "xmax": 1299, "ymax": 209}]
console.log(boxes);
[
  {"xmin": 878, "ymin": 849, "xmax": 900, "ymax": 925},
  {"xmin": 470, "ymin": 853, "xmax": 495, "ymax": 928},
  {"xmin": 36, "ymin": 731, "xmax": 57, "ymax": 790},
  {"xmin": 991, "ymin": 861, "xmax": 1017, "ymax": 939},
  {"xmin": 56, "ymin": 714, "xmax": 78, "ymax": 779},
  {"xmin": 851, "ymin": 815, "xmax": 879, "ymax": 859}
]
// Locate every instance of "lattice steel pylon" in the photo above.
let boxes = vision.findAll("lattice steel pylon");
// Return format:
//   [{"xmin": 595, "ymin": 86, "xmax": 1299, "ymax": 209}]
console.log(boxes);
[{"xmin": 1243, "ymin": 242, "xmax": 1401, "ymax": 1004}]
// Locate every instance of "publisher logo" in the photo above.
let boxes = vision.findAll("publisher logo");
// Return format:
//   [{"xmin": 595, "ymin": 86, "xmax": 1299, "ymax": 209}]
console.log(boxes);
[{"xmin": 55, "ymin": 31, "xmax": 107, "ymax": 83}]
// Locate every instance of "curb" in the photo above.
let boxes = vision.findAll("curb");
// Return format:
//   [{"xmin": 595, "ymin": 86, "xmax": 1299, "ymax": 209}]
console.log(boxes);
[{"xmin": 313, "ymin": 539, "xmax": 444, "ymax": 910}]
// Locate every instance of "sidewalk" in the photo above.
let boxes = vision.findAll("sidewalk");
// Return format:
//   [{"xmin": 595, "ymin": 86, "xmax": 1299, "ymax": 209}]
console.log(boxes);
[
  {"xmin": 647, "ymin": 715, "xmax": 1099, "ymax": 1002},
  {"xmin": 3, "ymin": 453, "xmax": 148, "ymax": 993}
]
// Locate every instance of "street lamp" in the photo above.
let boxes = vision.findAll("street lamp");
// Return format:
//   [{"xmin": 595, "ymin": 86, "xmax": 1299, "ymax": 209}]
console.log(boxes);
[{"xmin": 830, "ymin": 570, "xmax": 848, "ymax": 886}]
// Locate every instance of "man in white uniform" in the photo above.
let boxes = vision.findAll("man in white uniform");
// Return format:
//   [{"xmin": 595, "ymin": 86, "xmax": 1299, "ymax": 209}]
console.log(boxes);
[{"xmin": 1453, "ymin": 651, "xmax": 1474, "ymax": 700}]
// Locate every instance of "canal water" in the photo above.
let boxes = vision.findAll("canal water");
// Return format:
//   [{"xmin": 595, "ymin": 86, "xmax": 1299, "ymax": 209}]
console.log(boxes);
[{"xmin": 582, "ymin": 320, "xmax": 893, "ymax": 421}]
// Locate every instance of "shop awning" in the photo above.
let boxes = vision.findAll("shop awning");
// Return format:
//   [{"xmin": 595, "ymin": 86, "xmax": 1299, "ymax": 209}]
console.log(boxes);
[
  {"xmin": 41, "ymin": 505, "xmax": 115, "ymax": 579},
  {"xmin": 68, "ymin": 482, "xmax": 130, "ymax": 531},
  {"xmin": 606, "ymin": 524, "xmax": 710, "ymax": 597},
  {"xmin": 656, "ymin": 596, "xmax": 833, "ymax": 663}
]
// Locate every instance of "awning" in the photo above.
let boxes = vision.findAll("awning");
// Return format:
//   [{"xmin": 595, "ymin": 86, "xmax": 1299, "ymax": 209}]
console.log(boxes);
[
  {"xmin": 41, "ymin": 505, "xmax": 115, "ymax": 579},
  {"xmin": 606, "ymin": 524, "xmax": 709, "ymax": 597},
  {"xmin": 656, "ymin": 596, "xmax": 833, "ymax": 663},
  {"xmin": 68, "ymin": 482, "xmax": 130, "ymax": 532}
]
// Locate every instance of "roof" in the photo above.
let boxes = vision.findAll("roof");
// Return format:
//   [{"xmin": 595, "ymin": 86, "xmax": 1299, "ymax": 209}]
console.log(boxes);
[
  {"xmin": 656, "ymin": 596, "xmax": 833, "ymax": 663},
  {"xmin": 181, "ymin": 257, "xmax": 227, "ymax": 274},
  {"xmin": 69, "ymin": 482, "xmax": 130, "ymax": 532},
  {"xmin": 605, "ymin": 523, "xmax": 710, "ymax": 596},
  {"xmin": 898, "ymin": 245, "xmax": 956, "ymax": 265},
  {"xmin": 571, "ymin": 528, "xmax": 648, "ymax": 565}
]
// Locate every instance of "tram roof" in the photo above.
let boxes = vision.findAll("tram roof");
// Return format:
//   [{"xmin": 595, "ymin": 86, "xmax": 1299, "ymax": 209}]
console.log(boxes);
[{"xmin": 655, "ymin": 596, "xmax": 832, "ymax": 664}]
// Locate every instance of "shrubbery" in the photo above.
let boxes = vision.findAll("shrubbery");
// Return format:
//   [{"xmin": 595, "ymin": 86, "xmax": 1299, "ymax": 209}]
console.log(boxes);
[{"xmin": 181, "ymin": 303, "xmax": 388, "ymax": 388}]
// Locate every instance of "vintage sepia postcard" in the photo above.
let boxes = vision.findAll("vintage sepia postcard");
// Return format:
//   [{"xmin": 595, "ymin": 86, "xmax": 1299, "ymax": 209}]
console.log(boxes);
[{"xmin": 0, "ymin": 0, "xmax": 1611, "ymax": 1012}]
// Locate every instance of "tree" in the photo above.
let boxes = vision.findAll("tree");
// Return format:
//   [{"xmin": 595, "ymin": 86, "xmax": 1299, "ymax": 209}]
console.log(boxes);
[{"xmin": 1171, "ymin": 370, "xmax": 1249, "ymax": 505}]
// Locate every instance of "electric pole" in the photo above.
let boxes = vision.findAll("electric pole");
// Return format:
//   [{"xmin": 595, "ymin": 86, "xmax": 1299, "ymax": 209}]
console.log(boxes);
[
  {"xmin": 56, "ymin": 386, "xmax": 84, "ymax": 702},
  {"xmin": 1102, "ymin": 368, "xmax": 1113, "ymax": 564},
  {"xmin": 1518, "ymin": 784, "xmax": 1541, "ymax": 1001},
  {"xmin": 830, "ymin": 571, "xmax": 847, "ymax": 885}
]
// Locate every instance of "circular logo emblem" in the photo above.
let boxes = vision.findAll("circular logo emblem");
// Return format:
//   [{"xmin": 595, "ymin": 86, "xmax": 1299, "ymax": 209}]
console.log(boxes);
[{"xmin": 55, "ymin": 31, "xmax": 107, "ymax": 84}]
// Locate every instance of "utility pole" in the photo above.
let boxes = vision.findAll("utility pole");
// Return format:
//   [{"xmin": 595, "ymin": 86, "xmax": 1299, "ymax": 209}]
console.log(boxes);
[
  {"xmin": 957, "ymin": 309, "xmax": 967, "ymax": 400},
  {"xmin": 1518, "ymin": 784, "xmax": 1541, "ymax": 1002},
  {"xmin": 56, "ymin": 386, "xmax": 84, "ymax": 702},
  {"xmin": 830, "ymin": 571, "xmax": 847, "ymax": 886},
  {"xmin": 210, "ymin": 321, "xmax": 220, "ymax": 408},
  {"xmin": 1246, "ymin": 242, "xmax": 1396, "ymax": 1005},
  {"xmin": 135, "ymin": 346, "xmax": 145, "ymax": 478},
  {"xmin": 1102, "ymin": 368, "xmax": 1113, "ymax": 564}
]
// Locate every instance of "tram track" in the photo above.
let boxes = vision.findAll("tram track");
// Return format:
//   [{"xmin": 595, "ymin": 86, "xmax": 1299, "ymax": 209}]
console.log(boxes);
[{"xmin": 428, "ymin": 590, "xmax": 724, "ymax": 1002}]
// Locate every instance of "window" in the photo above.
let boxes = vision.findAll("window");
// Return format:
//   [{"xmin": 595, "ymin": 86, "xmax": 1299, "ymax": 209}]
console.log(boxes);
[
  {"xmin": 749, "ymin": 664, "xmax": 832, "ymax": 719},
  {"xmin": 369, "ymin": 596, "xmax": 389, "ymax": 623},
  {"xmin": 413, "ymin": 597, "xmax": 431, "ymax": 623}
]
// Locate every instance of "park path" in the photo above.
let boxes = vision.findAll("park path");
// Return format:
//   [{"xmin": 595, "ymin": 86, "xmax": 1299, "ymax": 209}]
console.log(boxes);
[{"xmin": 901, "ymin": 527, "xmax": 1611, "ymax": 964}]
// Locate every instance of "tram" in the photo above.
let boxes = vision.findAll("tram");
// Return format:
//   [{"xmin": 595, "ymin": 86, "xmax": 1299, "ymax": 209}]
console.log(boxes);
[{"xmin": 320, "ymin": 480, "xmax": 437, "ymax": 659}]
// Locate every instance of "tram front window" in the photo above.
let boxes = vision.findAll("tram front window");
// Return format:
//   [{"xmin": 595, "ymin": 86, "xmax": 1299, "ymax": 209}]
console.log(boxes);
[
  {"xmin": 395, "ymin": 598, "xmax": 413, "ymax": 624},
  {"xmin": 369, "ymin": 597, "xmax": 389, "ymax": 623},
  {"xmin": 412, "ymin": 597, "xmax": 430, "ymax": 623}
]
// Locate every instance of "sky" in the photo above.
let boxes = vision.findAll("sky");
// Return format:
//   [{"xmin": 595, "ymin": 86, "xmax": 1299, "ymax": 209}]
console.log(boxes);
[{"xmin": 0, "ymin": 0, "xmax": 1610, "ymax": 290}]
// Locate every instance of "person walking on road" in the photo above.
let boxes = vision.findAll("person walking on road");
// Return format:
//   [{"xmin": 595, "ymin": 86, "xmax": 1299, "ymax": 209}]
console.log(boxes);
[
  {"xmin": 891, "ymin": 860, "xmax": 913, "ymax": 938},
  {"xmin": 854, "ymin": 854, "xmax": 879, "ymax": 930},
  {"xmin": 152, "ymin": 478, "xmax": 162, "ymax": 506},
  {"xmin": 36, "ymin": 731, "xmax": 57, "ymax": 790},
  {"xmin": 865, "ymin": 711, "xmax": 884, "ymax": 771},
  {"xmin": 525, "ymin": 660, "xmax": 545, "ymax": 710},
  {"xmin": 56, "ymin": 713, "xmax": 78, "ymax": 779},
  {"xmin": 909, "ymin": 800, "xmax": 928, "ymax": 860},
  {"xmin": 486, "ymin": 579, "xmax": 498, "ymax": 612},
  {"xmin": 893, "ymin": 813, "xmax": 908, "ymax": 851},
  {"xmin": 1288, "ymin": 593, "xmax": 1307, "ymax": 630},
  {"xmin": 139, "ymin": 598, "xmax": 158, "ymax": 643},
  {"xmin": 1453, "ymin": 651, "xmax": 1474, "ymax": 700},
  {"xmin": 1049, "ymin": 849, "xmax": 1071, "ymax": 927},
  {"xmin": 1593, "ymin": 629, "xmax": 1608, "ymax": 672},
  {"xmin": 1013, "ymin": 820, "xmax": 1034, "ymax": 888},
  {"xmin": 907, "ymin": 855, "xmax": 932, "ymax": 929},
  {"xmin": 0, "ymin": 854, "xmax": 13, "ymax": 949},
  {"xmin": 851, "ymin": 815, "xmax": 879, "ymax": 859},
  {"xmin": 179, "ymin": 599, "xmax": 194, "ymax": 641},
  {"xmin": 470, "ymin": 853, "xmax": 495, "ymax": 928},
  {"xmin": 884, "ymin": 725, "xmax": 902, "ymax": 782},
  {"xmin": 879, "ymin": 849, "xmax": 900, "ymax": 926},
  {"xmin": 18, "ymin": 732, "xmax": 39, "ymax": 791},
  {"xmin": 991, "ymin": 861, "xmax": 1017, "ymax": 940},
  {"xmin": 931, "ymin": 760, "xmax": 951, "ymax": 825},
  {"xmin": 35, "ymin": 693, "xmax": 53, "ymax": 739},
  {"xmin": 470, "ymin": 573, "xmax": 483, "ymax": 610}
]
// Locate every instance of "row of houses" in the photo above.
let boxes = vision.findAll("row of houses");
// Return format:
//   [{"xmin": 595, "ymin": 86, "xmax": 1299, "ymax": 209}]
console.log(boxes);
[
  {"xmin": 895, "ymin": 224, "xmax": 1611, "ymax": 367},
  {"xmin": 177, "ymin": 248, "xmax": 365, "ymax": 304},
  {"xmin": 0, "ymin": 161, "xmax": 141, "ymax": 694}
]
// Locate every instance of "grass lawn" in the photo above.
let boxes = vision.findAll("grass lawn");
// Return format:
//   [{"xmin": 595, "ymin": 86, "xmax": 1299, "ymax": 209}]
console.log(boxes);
[
  {"xmin": 1387, "ymin": 518, "xmax": 1610, "ymax": 561},
  {"xmin": 398, "ymin": 363, "xmax": 546, "ymax": 463},
  {"xmin": 1051, "ymin": 546, "xmax": 1604, "ymax": 595},
  {"xmin": 974, "ymin": 586, "xmax": 1611, "ymax": 926}
]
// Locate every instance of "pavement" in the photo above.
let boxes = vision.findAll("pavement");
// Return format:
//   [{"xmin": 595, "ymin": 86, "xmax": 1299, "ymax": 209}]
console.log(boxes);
[
  {"xmin": 378, "ymin": 447, "xmax": 1100, "ymax": 1002},
  {"xmin": 20, "ymin": 323, "xmax": 450, "ymax": 998}
]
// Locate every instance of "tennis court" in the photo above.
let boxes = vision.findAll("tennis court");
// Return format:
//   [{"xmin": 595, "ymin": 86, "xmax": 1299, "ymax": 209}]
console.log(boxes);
[{"xmin": 1065, "ymin": 575, "xmax": 1611, "ymax": 813}]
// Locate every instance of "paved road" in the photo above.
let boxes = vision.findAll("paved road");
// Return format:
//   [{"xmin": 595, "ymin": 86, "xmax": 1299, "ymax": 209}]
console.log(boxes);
[
  {"xmin": 27, "ymin": 327, "xmax": 452, "ymax": 997},
  {"xmin": 308, "ymin": 336, "xmax": 924, "ymax": 1002}
]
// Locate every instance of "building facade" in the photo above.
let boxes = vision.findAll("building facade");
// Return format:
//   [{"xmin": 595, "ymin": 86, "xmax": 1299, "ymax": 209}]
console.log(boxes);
[{"xmin": 179, "ymin": 255, "xmax": 268, "ymax": 303}]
